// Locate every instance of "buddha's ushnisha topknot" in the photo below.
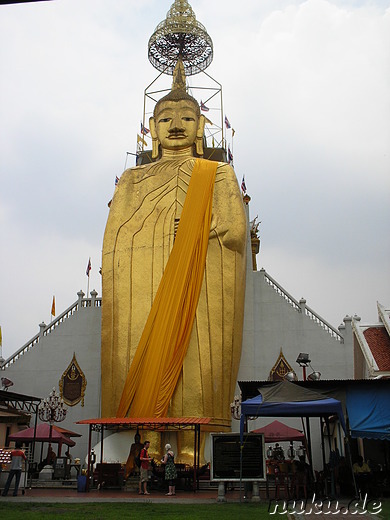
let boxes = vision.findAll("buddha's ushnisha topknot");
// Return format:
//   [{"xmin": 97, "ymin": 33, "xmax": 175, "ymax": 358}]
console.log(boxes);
[{"xmin": 153, "ymin": 59, "xmax": 200, "ymax": 118}]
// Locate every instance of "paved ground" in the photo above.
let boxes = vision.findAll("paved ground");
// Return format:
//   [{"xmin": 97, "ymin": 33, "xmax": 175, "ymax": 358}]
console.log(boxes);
[
  {"xmin": 0, "ymin": 487, "xmax": 384, "ymax": 518},
  {"xmin": 1, "ymin": 486, "xmax": 220, "ymax": 503}
]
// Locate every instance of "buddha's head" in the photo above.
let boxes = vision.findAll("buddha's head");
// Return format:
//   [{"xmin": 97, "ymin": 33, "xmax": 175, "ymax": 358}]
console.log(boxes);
[{"xmin": 149, "ymin": 60, "xmax": 205, "ymax": 158}]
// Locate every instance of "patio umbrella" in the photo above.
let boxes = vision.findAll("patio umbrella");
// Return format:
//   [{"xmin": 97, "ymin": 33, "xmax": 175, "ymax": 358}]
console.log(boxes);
[
  {"xmin": 251, "ymin": 419, "xmax": 305, "ymax": 442},
  {"xmin": 8, "ymin": 423, "xmax": 75, "ymax": 447}
]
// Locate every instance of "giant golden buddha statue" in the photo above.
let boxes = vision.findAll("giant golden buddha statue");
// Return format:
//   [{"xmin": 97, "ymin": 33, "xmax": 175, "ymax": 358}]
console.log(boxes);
[{"xmin": 101, "ymin": 2, "xmax": 247, "ymax": 449}]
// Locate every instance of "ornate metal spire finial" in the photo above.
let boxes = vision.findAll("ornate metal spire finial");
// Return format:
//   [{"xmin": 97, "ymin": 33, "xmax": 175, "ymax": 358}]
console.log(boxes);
[{"xmin": 148, "ymin": 0, "xmax": 213, "ymax": 76}]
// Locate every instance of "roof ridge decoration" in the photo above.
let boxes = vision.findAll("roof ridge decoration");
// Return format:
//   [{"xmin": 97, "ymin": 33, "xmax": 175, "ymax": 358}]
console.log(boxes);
[
  {"xmin": 377, "ymin": 301, "xmax": 390, "ymax": 337},
  {"xmin": 148, "ymin": 0, "xmax": 213, "ymax": 76},
  {"xmin": 352, "ymin": 318, "xmax": 378, "ymax": 376}
]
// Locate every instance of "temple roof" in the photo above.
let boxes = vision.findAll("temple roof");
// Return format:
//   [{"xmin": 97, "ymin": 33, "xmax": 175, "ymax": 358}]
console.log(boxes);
[
  {"xmin": 352, "ymin": 302, "xmax": 390, "ymax": 376},
  {"xmin": 77, "ymin": 417, "xmax": 210, "ymax": 425},
  {"xmin": 363, "ymin": 327, "xmax": 390, "ymax": 371},
  {"xmin": 76, "ymin": 417, "xmax": 211, "ymax": 431}
]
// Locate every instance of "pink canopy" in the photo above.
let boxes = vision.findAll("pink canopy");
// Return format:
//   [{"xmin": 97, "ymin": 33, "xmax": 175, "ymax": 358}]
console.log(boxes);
[
  {"xmin": 8, "ymin": 423, "xmax": 76, "ymax": 447},
  {"xmin": 251, "ymin": 419, "xmax": 305, "ymax": 442}
]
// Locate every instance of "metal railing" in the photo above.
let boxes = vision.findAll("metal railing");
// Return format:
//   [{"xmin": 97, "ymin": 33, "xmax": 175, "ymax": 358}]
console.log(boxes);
[
  {"xmin": 262, "ymin": 270, "xmax": 343, "ymax": 343},
  {"xmin": 262, "ymin": 270, "xmax": 301, "ymax": 311},
  {"xmin": 303, "ymin": 305, "xmax": 343, "ymax": 342}
]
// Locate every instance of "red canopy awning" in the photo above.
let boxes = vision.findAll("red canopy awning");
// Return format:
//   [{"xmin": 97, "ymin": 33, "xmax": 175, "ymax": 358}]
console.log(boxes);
[
  {"xmin": 8, "ymin": 423, "xmax": 76, "ymax": 446},
  {"xmin": 52, "ymin": 425, "xmax": 82, "ymax": 438},
  {"xmin": 251, "ymin": 419, "xmax": 305, "ymax": 442}
]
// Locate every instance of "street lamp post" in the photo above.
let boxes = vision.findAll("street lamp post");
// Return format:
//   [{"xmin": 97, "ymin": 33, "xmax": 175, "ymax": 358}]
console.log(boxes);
[
  {"xmin": 294, "ymin": 353, "xmax": 322, "ymax": 480},
  {"xmin": 38, "ymin": 388, "xmax": 67, "ymax": 457},
  {"xmin": 296, "ymin": 353, "xmax": 311, "ymax": 380},
  {"xmin": 295, "ymin": 353, "xmax": 321, "ymax": 381}
]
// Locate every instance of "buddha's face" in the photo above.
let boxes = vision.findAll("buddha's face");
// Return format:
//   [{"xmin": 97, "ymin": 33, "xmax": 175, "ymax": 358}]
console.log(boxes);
[{"xmin": 154, "ymin": 99, "xmax": 199, "ymax": 151}]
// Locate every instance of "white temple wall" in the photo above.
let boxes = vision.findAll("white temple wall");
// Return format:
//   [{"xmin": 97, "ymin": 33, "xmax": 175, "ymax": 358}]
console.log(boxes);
[
  {"xmin": 2, "ymin": 302, "xmax": 102, "ymax": 462},
  {"xmin": 239, "ymin": 267, "xmax": 353, "ymax": 382}
]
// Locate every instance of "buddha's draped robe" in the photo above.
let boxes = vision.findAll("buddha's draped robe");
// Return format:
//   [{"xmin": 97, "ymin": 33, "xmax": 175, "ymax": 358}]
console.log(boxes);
[{"xmin": 101, "ymin": 156, "xmax": 247, "ymax": 428}]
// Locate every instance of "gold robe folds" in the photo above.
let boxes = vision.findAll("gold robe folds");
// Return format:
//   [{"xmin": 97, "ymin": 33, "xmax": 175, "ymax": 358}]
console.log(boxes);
[{"xmin": 101, "ymin": 156, "xmax": 247, "ymax": 429}]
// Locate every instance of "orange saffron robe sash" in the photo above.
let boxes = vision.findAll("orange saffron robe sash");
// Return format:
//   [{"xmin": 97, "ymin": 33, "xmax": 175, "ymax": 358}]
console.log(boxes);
[{"xmin": 116, "ymin": 158, "xmax": 218, "ymax": 418}]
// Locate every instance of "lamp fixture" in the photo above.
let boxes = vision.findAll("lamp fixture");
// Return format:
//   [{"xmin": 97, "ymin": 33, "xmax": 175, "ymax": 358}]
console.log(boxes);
[
  {"xmin": 230, "ymin": 394, "xmax": 257, "ymax": 421},
  {"xmin": 296, "ymin": 353, "xmax": 311, "ymax": 366},
  {"xmin": 295, "ymin": 353, "xmax": 321, "ymax": 380},
  {"xmin": 287, "ymin": 441, "xmax": 296, "ymax": 459},
  {"xmin": 307, "ymin": 371, "xmax": 321, "ymax": 381},
  {"xmin": 230, "ymin": 395, "xmax": 241, "ymax": 420},
  {"xmin": 38, "ymin": 387, "xmax": 67, "ymax": 424},
  {"xmin": 284, "ymin": 371, "xmax": 298, "ymax": 382}
]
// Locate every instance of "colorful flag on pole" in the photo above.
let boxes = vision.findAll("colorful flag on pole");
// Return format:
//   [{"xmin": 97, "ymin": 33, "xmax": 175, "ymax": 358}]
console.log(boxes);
[
  {"xmin": 140, "ymin": 122, "xmax": 150, "ymax": 135},
  {"xmin": 115, "ymin": 176, "xmax": 120, "ymax": 187},
  {"xmin": 51, "ymin": 296, "xmax": 56, "ymax": 317},
  {"xmin": 86, "ymin": 258, "xmax": 91, "ymax": 277},
  {"xmin": 200, "ymin": 100, "xmax": 209, "ymax": 112},
  {"xmin": 225, "ymin": 115, "xmax": 231, "ymax": 129},
  {"xmin": 137, "ymin": 134, "xmax": 147, "ymax": 147},
  {"xmin": 241, "ymin": 176, "xmax": 247, "ymax": 194},
  {"xmin": 228, "ymin": 147, "xmax": 234, "ymax": 164}
]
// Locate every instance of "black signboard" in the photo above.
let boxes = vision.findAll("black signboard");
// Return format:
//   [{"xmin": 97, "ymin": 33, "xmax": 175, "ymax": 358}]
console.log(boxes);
[{"xmin": 211, "ymin": 433, "xmax": 265, "ymax": 481}]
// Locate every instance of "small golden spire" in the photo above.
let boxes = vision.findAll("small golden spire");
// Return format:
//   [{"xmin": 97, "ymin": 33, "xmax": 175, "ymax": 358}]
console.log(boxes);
[{"xmin": 172, "ymin": 59, "xmax": 186, "ymax": 92}]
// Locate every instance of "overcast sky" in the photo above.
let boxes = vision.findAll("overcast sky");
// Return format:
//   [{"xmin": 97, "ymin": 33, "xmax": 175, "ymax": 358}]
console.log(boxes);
[{"xmin": 1, "ymin": 0, "xmax": 389, "ymax": 361}]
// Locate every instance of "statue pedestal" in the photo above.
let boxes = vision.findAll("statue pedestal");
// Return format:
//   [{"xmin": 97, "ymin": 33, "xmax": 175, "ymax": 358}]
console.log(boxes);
[
  {"xmin": 39, "ymin": 466, "xmax": 53, "ymax": 481},
  {"xmin": 251, "ymin": 481, "xmax": 260, "ymax": 502},
  {"xmin": 217, "ymin": 481, "xmax": 226, "ymax": 502}
]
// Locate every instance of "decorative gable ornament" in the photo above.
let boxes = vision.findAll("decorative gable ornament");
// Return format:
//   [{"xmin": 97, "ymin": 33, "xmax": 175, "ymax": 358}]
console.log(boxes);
[
  {"xmin": 59, "ymin": 353, "xmax": 87, "ymax": 407},
  {"xmin": 269, "ymin": 348, "xmax": 295, "ymax": 381}
]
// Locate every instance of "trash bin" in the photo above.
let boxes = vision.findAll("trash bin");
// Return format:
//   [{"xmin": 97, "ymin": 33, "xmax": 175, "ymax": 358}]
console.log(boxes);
[{"xmin": 77, "ymin": 475, "xmax": 87, "ymax": 492}]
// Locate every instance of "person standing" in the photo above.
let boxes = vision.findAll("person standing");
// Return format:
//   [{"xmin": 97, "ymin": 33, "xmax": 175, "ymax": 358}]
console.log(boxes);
[
  {"xmin": 2, "ymin": 443, "xmax": 26, "ymax": 497},
  {"xmin": 65, "ymin": 449, "xmax": 72, "ymax": 463},
  {"xmin": 161, "ymin": 443, "xmax": 177, "ymax": 496},
  {"xmin": 353, "ymin": 455, "xmax": 372, "ymax": 497},
  {"xmin": 139, "ymin": 440, "xmax": 152, "ymax": 495}
]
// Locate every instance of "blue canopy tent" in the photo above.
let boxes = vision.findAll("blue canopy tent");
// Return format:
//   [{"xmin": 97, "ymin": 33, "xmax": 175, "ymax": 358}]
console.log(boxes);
[
  {"xmin": 240, "ymin": 381, "xmax": 347, "ymax": 441},
  {"xmin": 347, "ymin": 385, "xmax": 390, "ymax": 440},
  {"xmin": 238, "ymin": 381, "xmax": 351, "ymax": 499}
]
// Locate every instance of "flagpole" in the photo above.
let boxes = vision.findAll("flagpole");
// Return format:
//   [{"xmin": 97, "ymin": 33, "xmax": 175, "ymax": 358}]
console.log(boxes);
[
  {"xmin": 220, "ymin": 86, "xmax": 224, "ymax": 149},
  {"xmin": 86, "ymin": 258, "xmax": 91, "ymax": 298},
  {"xmin": 232, "ymin": 129, "xmax": 235, "ymax": 157},
  {"xmin": 51, "ymin": 296, "xmax": 55, "ymax": 323},
  {"xmin": 124, "ymin": 152, "xmax": 131, "ymax": 171}
]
